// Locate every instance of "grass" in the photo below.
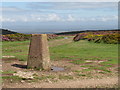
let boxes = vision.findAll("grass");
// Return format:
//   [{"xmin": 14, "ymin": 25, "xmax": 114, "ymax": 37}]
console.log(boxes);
[
  {"xmin": 77, "ymin": 73, "xmax": 86, "ymax": 76},
  {"xmin": 80, "ymin": 64, "xmax": 112, "ymax": 73},
  {"xmin": 50, "ymin": 40, "xmax": 118, "ymax": 64},
  {"xmin": 2, "ymin": 36, "xmax": 73, "ymax": 61},
  {"xmin": 74, "ymin": 70, "xmax": 82, "ymax": 73},
  {"xmin": 34, "ymin": 75, "xmax": 55, "ymax": 80},
  {"xmin": 82, "ymin": 68, "xmax": 92, "ymax": 72},
  {"xmin": 2, "ymin": 70, "xmax": 22, "ymax": 82},
  {"xmin": 59, "ymin": 75, "xmax": 73, "ymax": 80},
  {"xmin": 2, "ymin": 70, "xmax": 16, "ymax": 74},
  {"xmin": 1, "ymin": 38, "xmax": 119, "ymax": 84},
  {"xmin": 2, "ymin": 76, "xmax": 22, "ymax": 81},
  {"xmin": 2, "ymin": 40, "xmax": 30, "ymax": 61},
  {"xmin": 2, "ymin": 38, "xmax": 118, "ymax": 73},
  {"xmin": 70, "ymin": 60, "xmax": 86, "ymax": 64},
  {"xmin": 48, "ymin": 36, "xmax": 65, "ymax": 41}
]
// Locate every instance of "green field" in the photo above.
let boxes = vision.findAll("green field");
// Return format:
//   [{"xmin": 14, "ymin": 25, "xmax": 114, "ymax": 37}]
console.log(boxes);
[
  {"xmin": 2, "ymin": 37, "xmax": 119, "ymax": 84},
  {"xmin": 2, "ymin": 38, "xmax": 118, "ymax": 64},
  {"xmin": 50, "ymin": 40, "xmax": 118, "ymax": 64},
  {"xmin": 2, "ymin": 37, "xmax": 118, "ymax": 74}
]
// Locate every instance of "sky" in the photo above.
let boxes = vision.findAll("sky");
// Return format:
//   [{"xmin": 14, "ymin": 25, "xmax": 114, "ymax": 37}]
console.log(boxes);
[{"xmin": 0, "ymin": 2, "xmax": 118, "ymax": 33}]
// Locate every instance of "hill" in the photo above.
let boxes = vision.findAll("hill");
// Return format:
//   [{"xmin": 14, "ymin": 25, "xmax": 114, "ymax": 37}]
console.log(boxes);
[
  {"xmin": 55, "ymin": 29, "xmax": 119, "ymax": 35},
  {"xmin": 0, "ymin": 29, "xmax": 17, "ymax": 35}
]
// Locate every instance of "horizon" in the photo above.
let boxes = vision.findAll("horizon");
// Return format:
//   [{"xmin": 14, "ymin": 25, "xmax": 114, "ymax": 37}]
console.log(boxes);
[
  {"xmin": 1, "ymin": 2, "xmax": 118, "ymax": 33},
  {"xmin": 1, "ymin": 28, "xmax": 119, "ymax": 34}
]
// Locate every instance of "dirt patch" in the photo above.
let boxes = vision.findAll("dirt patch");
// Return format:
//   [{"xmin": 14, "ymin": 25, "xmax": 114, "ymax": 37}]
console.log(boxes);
[
  {"xmin": 2, "ymin": 74, "xmax": 13, "ymax": 77},
  {"xmin": 2, "ymin": 59, "xmax": 27, "ymax": 71},
  {"xmin": 2, "ymin": 58, "xmax": 18, "ymax": 61},
  {"xmin": 2, "ymin": 77, "xmax": 118, "ymax": 88},
  {"xmin": 85, "ymin": 60, "xmax": 107, "ymax": 63},
  {"xmin": 2, "ymin": 58, "xmax": 118, "ymax": 88}
]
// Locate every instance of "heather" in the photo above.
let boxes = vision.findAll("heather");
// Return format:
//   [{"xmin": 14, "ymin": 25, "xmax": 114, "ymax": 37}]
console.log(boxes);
[
  {"xmin": 2, "ymin": 33, "xmax": 59, "ymax": 41},
  {"xmin": 73, "ymin": 30, "xmax": 120, "ymax": 44}
]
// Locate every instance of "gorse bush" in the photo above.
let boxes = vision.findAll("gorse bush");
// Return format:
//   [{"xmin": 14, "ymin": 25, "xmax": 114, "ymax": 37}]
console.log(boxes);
[
  {"xmin": 73, "ymin": 33, "xmax": 88, "ymax": 41},
  {"xmin": 47, "ymin": 34, "xmax": 58, "ymax": 40},
  {"xmin": 2, "ymin": 33, "xmax": 59, "ymax": 41},
  {"xmin": 2, "ymin": 33, "xmax": 32, "ymax": 41},
  {"xmin": 97, "ymin": 34, "xmax": 120, "ymax": 44},
  {"xmin": 73, "ymin": 31, "xmax": 120, "ymax": 44}
]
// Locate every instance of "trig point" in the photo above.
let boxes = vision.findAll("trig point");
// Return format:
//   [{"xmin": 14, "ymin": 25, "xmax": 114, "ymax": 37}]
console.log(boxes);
[{"xmin": 27, "ymin": 34, "xmax": 51, "ymax": 70}]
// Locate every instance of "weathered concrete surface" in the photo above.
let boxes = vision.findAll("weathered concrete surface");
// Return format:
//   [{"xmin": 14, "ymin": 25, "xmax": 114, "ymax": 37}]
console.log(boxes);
[{"xmin": 27, "ymin": 34, "xmax": 51, "ymax": 70}]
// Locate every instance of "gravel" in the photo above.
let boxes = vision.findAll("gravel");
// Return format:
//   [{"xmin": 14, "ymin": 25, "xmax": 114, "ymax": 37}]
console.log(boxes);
[{"xmin": 13, "ymin": 71, "xmax": 35, "ymax": 79}]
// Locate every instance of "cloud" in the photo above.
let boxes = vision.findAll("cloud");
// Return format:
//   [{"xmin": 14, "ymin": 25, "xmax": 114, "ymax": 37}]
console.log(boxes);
[
  {"xmin": 1, "ymin": 2, "xmax": 117, "ymax": 23},
  {"xmin": 30, "ymin": 13, "xmax": 64, "ymax": 22},
  {"xmin": 67, "ymin": 14, "xmax": 75, "ymax": 21},
  {"xmin": 100, "ymin": 17, "xmax": 108, "ymax": 22},
  {"xmin": 27, "ymin": 2, "xmax": 117, "ymax": 10},
  {"xmin": 90, "ymin": 18, "xmax": 96, "ymax": 21},
  {"xmin": 98, "ymin": 15, "xmax": 118, "ymax": 22},
  {"xmin": 1, "ymin": 0, "xmax": 120, "ymax": 2},
  {"xmin": 0, "ymin": 17, "xmax": 16, "ymax": 22},
  {"xmin": 1, "ymin": 13, "xmax": 64, "ymax": 22},
  {"xmin": 0, "ymin": 7, "xmax": 25, "ymax": 12},
  {"xmin": 21, "ymin": 17, "xmax": 28, "ymax": 22},
  {"xmin": 46, "ymin": 13, "xmax": 62, "ymax": 21},
  {"xmin": 1, "ymin": 14, "xmax": 118, "ymax": 23}
]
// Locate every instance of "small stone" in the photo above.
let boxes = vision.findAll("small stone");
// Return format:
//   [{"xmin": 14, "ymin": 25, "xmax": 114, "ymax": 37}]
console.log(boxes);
[
  {"xmin": 68, "ymin": 72, "xmax": 73, "ymax": 75},
  {"xmin": 13, "ymin": 71, "xmax": 34, "ymax": 79},
  {"xmin": 85, "ymin": 60, "xmax": 92, "ymax": 62},
  {"xmin": 47, "ymin": 79, "xmax": 52, "ymax": 83},
  {"xmin": 2, "ymin": 56, "xmax": 15, "ymax": 58},
  {"xmin": 10, "ymin": 79, "xmax": 13, "ymax": 83},
  {"xmin": 20, "ymin": 80, "xmax": 25, "ymax": 83}
]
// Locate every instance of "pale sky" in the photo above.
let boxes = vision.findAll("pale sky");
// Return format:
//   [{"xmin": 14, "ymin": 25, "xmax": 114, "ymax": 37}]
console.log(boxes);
[{"xmin": 0, "ymin": 2, "xmax": 118, "ymax": 33}]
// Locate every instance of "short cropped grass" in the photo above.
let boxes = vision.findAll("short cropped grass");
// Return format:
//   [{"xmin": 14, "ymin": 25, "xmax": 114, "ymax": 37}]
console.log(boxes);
[
  {"xmin": 50, "ymin": 40, "xmax": 118, "ymax": 64},
  {"xmin": 2, "ymin": 40, "xmax": 30, "ymax": 61},
  {"xmin": 2, "ymin": 70, "xmax": 16, "ymax": 74},
  {"xmin": 59, "ymin": 75, "xmax": 73, "ymax": 80},
  {"xmin": 34, "ymin": 75, "xmax": 55, "ymax": 81},
  {"xmin": 2, "ymin": 39, "xmax": 118, "ymax": 66},
  {"xmin": 2, "ymin": 76, "xmax": 22, "ymax": 81}
]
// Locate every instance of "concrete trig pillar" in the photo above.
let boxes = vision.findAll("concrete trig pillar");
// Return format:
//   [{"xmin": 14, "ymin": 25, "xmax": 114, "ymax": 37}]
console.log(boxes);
[{"xmin": 27, "ymin": 34, "xmax": 51, "ymax": 70}]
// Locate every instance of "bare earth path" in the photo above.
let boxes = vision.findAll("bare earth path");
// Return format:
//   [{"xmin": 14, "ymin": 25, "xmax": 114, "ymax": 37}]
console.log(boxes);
[
  {"xmin": 49, "ymin": 37, "xmax": 73, "ymax": 47},
  {"xmin": 2, "ymin": 59, "xmax": 118, "ymax": 88},
  {"xmin": 3, "ymin": 76, "xmax": 118, "ymax": 88}
]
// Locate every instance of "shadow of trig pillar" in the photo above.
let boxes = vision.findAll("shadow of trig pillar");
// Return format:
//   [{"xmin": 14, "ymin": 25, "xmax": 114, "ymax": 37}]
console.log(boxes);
[{"xmin": 27, "ymin": 34, "xmax": 51, "ymax": 70}]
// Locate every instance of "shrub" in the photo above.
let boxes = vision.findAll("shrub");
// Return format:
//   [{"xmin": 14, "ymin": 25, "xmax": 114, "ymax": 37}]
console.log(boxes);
[
  {"xmin": 47, "ymin": 34, "xmax": 58, "ymax": 40},
  {"xmin": 2, "ymin": 33, "xmax": 32, "ymax": 41},
  {"xmin": 73, "ymin": 31, "xmax": 120, "ymax": 44},
  {"xmin": 90, "ymin": 34, "xmax": 120, "ymax": 44},
  {"xmin": 73, "ymin": 33, "xmax": 88, "ymax": 41},
  {"xmin": 2, "ymin": 34, "xmax": 59, "ymax": 41}
]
